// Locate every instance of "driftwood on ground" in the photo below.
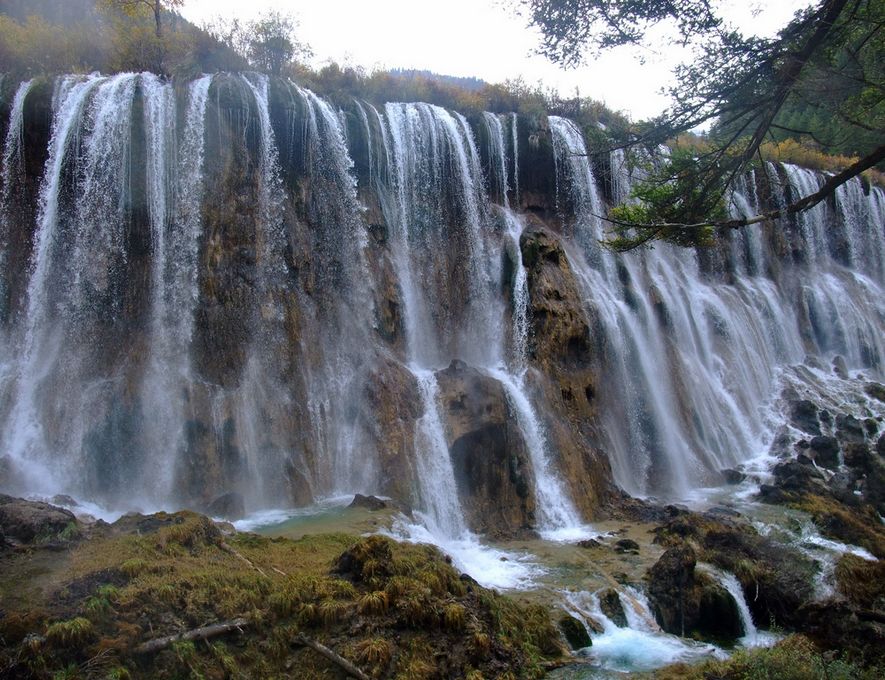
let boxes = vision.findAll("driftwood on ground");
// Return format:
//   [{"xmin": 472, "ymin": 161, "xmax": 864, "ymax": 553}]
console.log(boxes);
[
  {"xmin": 133, "ymin": 619, "xmax": 371, "ymax": 680},
  {"xmin": 133, "ymin": 618, "xmax": 251, "ymax": 654},
  {"xmin": 292, "ymin": 634, "xmax": 371, "ymax": 680}
]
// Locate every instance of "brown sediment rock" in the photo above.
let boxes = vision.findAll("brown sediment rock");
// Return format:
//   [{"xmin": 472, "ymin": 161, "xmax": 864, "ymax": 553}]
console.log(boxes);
[
  {"xmin": 520, "ymin": 223, "xmax": 614, "ymax": 520},
  {"xmin": 653, "ymin": 509, "xmax": 818, "ymax": 631},
  {"xmin": 360, "ymin": 358, "xmax": 422, "ymax": 505},
  {"xmin": 645, "ymin": 543, "xmax": 743, "ymax": 641},
  {"xmin": 434, "ymin": 360, "xmax": 536, "ymax": 538},
  {"xmin": 0, "ymin": 495, "xmax": 78, "ymax": 545}
]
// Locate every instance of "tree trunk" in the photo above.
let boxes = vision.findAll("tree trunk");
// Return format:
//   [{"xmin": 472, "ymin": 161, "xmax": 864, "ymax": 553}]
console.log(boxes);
[{"xmin": 153, "ymin": 0, "xmax": 162, "ymax": 40}]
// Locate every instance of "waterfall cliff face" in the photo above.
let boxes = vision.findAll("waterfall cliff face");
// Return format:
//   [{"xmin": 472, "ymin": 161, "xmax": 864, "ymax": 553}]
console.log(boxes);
[{"xmin": 0, "ymin": 73, "xmax": 883, "ymax": 534}]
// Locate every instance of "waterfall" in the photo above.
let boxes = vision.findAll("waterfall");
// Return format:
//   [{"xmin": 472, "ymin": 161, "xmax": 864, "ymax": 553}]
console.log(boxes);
[
  {"xmin": 285, "ymin": 82, "xmax": 377, "ymax": 496},
  {"xmin": 241, "ymin": 74, "xmax": 287, "ymax": 289},
  {"xmin": 0, "ymin": 72, "xmax": 882, "ymax": 537},
  {"xmin": 703, "ymin": 568, "xmax": 769, "ymax": 647},
  {"xmin": 510, "ymin": 113, "xmax": 519, "ymax": 205},
  {"xmin": 171, "ymin": 75, "xmax": 212, "ymax": 346},
  {"xmin": 0, "ymin": 79, "xmax": 34, "ymax": 319},
  {"xmin": 139, "ymin": 73, "xmax": 180, "ymax": 498},
  {"xmin": 1, "ymin": 79, "xmax": 34, "ymax": 221},
  {"xmin": 482, "ymin": 112, "xmax": 509, "ymax": 208},
  {"xmin": 549, "ymin": 116, "xmax": 606, "ymax": 246},
  {"xmin": 495, "ymin": 209, "xmax": 584, "ymax": 534},
  {"xmin": 379, "ymin": 102, "xmax": 495, "ymax": 537},
  {"xmin": 550, "ymin": 121, "xmax": 805, "ymax": 496},
  {"xmin": 2, "ymin": 73, "xmax": 139, "ymax": 496}
]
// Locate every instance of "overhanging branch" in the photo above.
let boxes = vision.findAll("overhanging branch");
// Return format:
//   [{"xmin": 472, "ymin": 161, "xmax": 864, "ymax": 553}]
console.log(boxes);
[{"xmin": 599, "ymin": 143, "xmax": 885, "ymax": 248}]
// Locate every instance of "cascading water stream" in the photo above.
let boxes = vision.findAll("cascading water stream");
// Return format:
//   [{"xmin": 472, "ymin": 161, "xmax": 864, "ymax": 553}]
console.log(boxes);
[
  {"xmin": 1, "ymin": 73, "xmax": 135, "ymax": 495},
  {"xmin": 138, "ymin": 73, "xmax": 180, "ymax": 498},
  {"xmin": 482, "ymin": 112, "xmax": 509, "ymax": 208},
  {"xmin": 0, "ymin": 80, "xmax": 35, "ymax": 328},
  {"xmin": 496, "ymin": 208, "xmax": 585, "ymax": 535},
  {"xmin": 510, "ymin": 113, "xmax": 519, "ymax": 205}
]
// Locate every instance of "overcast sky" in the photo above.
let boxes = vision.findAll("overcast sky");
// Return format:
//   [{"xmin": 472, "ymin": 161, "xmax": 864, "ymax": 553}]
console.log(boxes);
[{"xmin": 179, "ymin": 0, "xmax": 812, "ymax": 120}]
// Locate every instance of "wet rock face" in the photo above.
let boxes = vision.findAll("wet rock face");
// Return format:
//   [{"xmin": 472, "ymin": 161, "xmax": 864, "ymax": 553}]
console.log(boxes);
[
  {"xmin": 205, "ymin": 491, "xmax": 245, "ymax": 520},
  {"xmin": 192, "ymin": 75, "xmax": 263, "ymax": 388},
  {"xmin": 434, "ymin": 360, "xmax": 536, "ymax": 538},
  {"xmin": 598, "ymin": 588, "xmax": 627, "ymax": 627},
  {"xmin": 0, "ymin": 495, "xmax": 76, "ymax": 544},
  {"xmin": 789, "ymin": 399, "xmax": 821, "ymax": 435},
  {"xmin": 756, "ymin": 386, "xmax": 885, "ymax": 552},
  {"xmin": 645, "ymin": 543, "xmax": 743, "ymax": 642},
  {"xmin": 519, "ymin": 223, "xmax": 613, "ymax": 519},
  {"xmin": 808, "ymin": 435, "xmax": 840, "ymax": 469},
  {"xmin": 558, "ymin": 614, "xmax": 591, "ymax": 650},
  {"xmin": 653, "ymin": 509, "xmax": 819, "ymax": 631},
  {"xmin": 360, "ymin": 359, "xmax": 422, "ymax": 505},
  {"xmin": 646, "ymin": 544, "xmax": 695, "ymax": 635},
  {"xmin": 1, "ymin": 78, "xmax": 52, "ymax": 324}
]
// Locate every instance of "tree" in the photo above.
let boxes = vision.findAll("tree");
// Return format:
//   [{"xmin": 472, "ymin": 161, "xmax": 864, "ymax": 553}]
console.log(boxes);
[
  {"xmin": 101, "ymin": 0, "xmax": 183, "ymax": 40},
  {"xmin": 518, "ymin": 0, "xmax": 885, "ymax": 250},
  {"xmin": 100, "ymin": 0, "xmax": 184, "ymax": 73},
  {"xmin": 244, "ymin": 11, "xmax": 312, "ymax": 76},
  {"xmin": 203, "ymin": 10, "xmax": 311, "ymax": 76}
]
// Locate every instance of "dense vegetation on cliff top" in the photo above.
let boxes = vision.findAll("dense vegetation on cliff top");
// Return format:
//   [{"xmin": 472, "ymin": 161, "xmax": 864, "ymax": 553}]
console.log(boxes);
[{"xmin": 4, "ymin": 0, "xmax": 880, "ymax": 196}]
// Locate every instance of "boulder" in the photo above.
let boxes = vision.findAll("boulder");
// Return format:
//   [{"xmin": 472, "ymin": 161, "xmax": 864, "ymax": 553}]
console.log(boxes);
[
  {"xmin": 0, "ymin": 495, "xmax": 77, "ymax": 544},
  {"xmin": 828, "ymin": 471, "xmax": 859, "ymax": 505},
  {"xmin": 598, "ymin": 588, "xmax": 627, "ymax": 627},
  {"xmin": 653, "ymin": 510, "xmax": 818, "ymax": 631},
  {"xmin": 434, "ymin": 360, "xmax": 536, "ymax": 538},
  {"xmin": 843, "ymin": 443, "xmax": 885, "ymax": 515},
  {"xmin": 836, "ymin": 414, "xmax": 866, "ymax": 445},
  {"xmin": 771, "ymin": 459, "xmax": 827, "ymax": 494},
  {"xmin": 789, "ymin": 399, "xmax": 820, "ymax": 435},
  {"xmin": 50, "ymin": 495, "xmax": 79, "ymax": 508},
  {"xmin": 205, "ymin": 492, "xmax": 245, "ymax": 520},
  {"xmin": 808, "ymin": 435, "xmax": 840, "ymax": 469},
  {"xmin": 832, "ymin": 355, "xmax": 849, "ymax": 379},
  {"xmin": 696, "ymin": 577, "xmax": 744, "ymax": 641},
  {"xmin": 558, "ymin": 614, "xmax": 591, "ymax": 650},
  {"xmin": 865, "ymin": 382, "xmax": 885, "ymax": 403},
  {"xmin": 646, "ymin": 544, "xmax": 698, "ymax": 636},
  {"xmin": 615, "ymin": 538, "xmax": 640, "ymax": 554},
  {"xmin": 768, "ymin": 428, "xmax": 794, "ymax": 459},
  {"xmin": 349, "ymin": 494, "xmax": 387, "ymax": 511},
  {"xmin": 721, "ymin": 468, "xmax": 746, "ymax": 485}
]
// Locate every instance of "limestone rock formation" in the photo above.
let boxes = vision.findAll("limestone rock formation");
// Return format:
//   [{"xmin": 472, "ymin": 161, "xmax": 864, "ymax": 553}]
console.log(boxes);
[
  {"xmin": 434, "ymin": 360, "xmax": 536, "ymax": 538},
  {"xmin": 520, "ymin": 223, "xmax": 613, "ymax": 518},
  {"xmin": 645, "ymin": 543, "xmax": 742, "ymax": 641}
]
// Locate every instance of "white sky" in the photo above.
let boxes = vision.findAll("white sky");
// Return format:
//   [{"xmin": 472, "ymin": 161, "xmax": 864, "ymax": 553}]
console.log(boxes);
[{"xmin": 179, "ymin": 0, "xmax": 812, "ymax": 120}]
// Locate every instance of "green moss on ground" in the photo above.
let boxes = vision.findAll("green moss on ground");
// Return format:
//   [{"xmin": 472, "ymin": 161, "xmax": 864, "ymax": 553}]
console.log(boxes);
[
  {"xmin": 652, "ymin": 635, "xmax": 883, "ymax": 680},
  {"xmin": 0, "ymin": 512, "xmax": 564, "ymax": 679}
]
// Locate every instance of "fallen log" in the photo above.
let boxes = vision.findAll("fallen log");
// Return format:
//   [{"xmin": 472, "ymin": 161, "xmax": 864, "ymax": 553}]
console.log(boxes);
[
  {"xmin": 292, "ymin": 633, "xmax": 371, "ymax": 680},
  {"xmin": 134, "ymin": 618, "xmax": 250, "ymax": 655}
]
